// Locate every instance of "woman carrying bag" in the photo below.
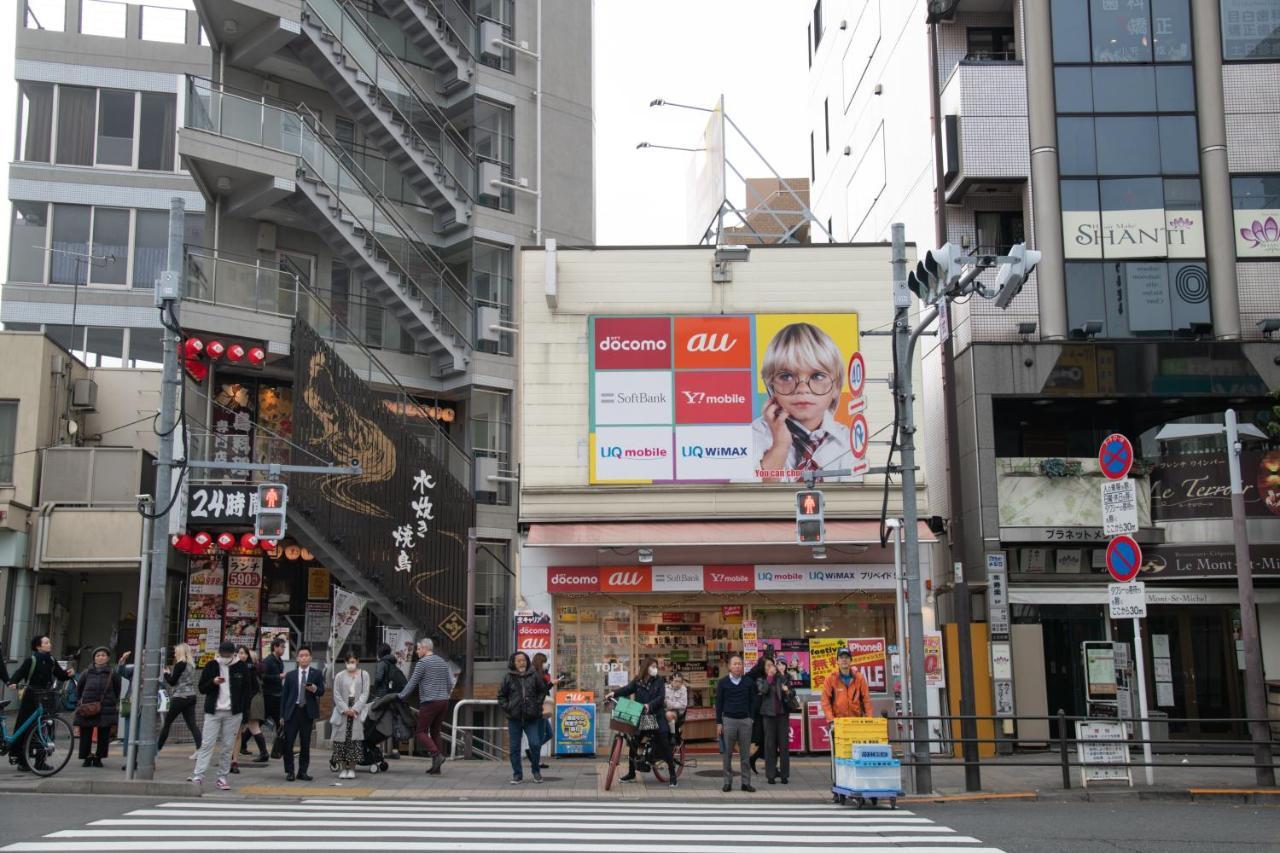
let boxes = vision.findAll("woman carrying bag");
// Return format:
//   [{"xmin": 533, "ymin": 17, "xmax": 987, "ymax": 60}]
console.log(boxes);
[
  {"xmin": 157, "ymin": 643, "xmax": 202, "ymax": 754},
  {"xmin": 232, "ymin": 646, "xmax": 268, "ymax": 773},
  {"xmin": 497, "ymin": 651, "xmax": 548, "ymax": 784},
  {"xmin": 605, "ymin": 657, "xmax": 677, "ymax": 787},
  {"xmin": 74, "ymin": 646, "xmax": 122, "ymax": 767},
  {"xmin": 330, "ymin": 650, "xmax": 371, "ymax": 779},
  {"xmin": 757, "ymin": 657, "xmax": 798, "ymax": 784}
]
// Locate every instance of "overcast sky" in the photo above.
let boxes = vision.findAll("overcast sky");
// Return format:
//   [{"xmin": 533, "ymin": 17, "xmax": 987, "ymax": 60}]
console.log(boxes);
[
  {"xmin": 592, "ymin": 0, "xmax": 812, "ymax": 245},
  {"xmin": 0, "ymin": 0, "xmax": 811, "ymax": 277}
]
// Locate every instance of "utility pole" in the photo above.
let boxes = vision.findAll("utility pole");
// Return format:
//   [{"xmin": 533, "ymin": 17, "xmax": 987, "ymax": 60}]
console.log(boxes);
[
  {"xmin": 891, "ymin": 223, "xmax": 933, "ymax": 796},
  {"xmin": 134, "ymin": 198, "xmax": 185, "ymax": 780},
  {"xmin": 1227, "ymin": 409, "xmax": 1277, "ymax": 787},
  {"xmin": 940, "ymin": 295, "xmax": 981, "ymax": 791}
]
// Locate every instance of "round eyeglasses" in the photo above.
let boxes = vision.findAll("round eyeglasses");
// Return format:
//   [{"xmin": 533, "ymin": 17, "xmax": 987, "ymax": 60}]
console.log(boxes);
[{"xmin": 770, "ymin": 371, "xmax": 835, "ymax": 396}]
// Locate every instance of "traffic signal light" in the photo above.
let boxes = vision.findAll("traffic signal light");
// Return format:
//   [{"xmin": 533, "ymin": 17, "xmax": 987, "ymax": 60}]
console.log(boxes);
[
  {"xmin": 795, "ymin": 489, "xmax": 825, "ymax": 545},
  {"xmin": 993, "ymin": 243, "xmax": 1042, "ymax": 309},
  {"xmin": 905, "ymin": 243, "xmax": 966, "ymax": 303},
  {"xmin": 255, "ymin": 483, "xmax": 288, "ymax": 540}
]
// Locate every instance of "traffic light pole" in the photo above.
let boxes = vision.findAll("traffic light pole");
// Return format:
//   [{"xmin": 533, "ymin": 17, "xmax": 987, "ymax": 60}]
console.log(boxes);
[{"xmin": 891, "ymin": 223, "xmax": 934, "ymax": 795}]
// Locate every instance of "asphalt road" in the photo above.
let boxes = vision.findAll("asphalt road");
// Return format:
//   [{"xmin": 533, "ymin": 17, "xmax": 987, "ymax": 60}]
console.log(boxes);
[{"xmin": 0, "ymin": 792, "xmax": 1276, "ymax": 852}]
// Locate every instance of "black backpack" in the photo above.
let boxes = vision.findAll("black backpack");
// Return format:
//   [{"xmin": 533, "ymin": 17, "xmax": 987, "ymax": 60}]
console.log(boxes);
[{"xmin": 383, "ymin": 660, "xmax": 408, "ymax": 695}]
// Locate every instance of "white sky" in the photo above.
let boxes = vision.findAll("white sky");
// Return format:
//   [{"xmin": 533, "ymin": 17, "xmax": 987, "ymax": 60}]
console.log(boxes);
[
  {"xmin": 592, "ymin": 0, "xmax": 812, "ymax": 245},
  {"xmin": 0, "ymin": 0, "xmax": 812, "ymax": 279}
]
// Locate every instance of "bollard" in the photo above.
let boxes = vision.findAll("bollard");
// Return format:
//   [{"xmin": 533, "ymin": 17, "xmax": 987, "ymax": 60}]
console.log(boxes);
[{"xmin": 1058, "ymin": 709, "xmax": 1071, "ymax": 790}]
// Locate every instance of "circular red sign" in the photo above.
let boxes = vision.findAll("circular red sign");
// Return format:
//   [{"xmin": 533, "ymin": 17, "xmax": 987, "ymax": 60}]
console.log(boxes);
[
  {"xmin": 1098, "ymin": 433, "xmax": 1134, "ymax": 480},
  {"xmin": 846, "ymin": 351, "xmax": 866, "ymax": 398},
  {"xmin": 1105, "ymin": 535, "xmax": 1143, "ymax": 582},
  {"xmin": 849, "ymin": 413, "xmax": 869, "ymax": 460}
]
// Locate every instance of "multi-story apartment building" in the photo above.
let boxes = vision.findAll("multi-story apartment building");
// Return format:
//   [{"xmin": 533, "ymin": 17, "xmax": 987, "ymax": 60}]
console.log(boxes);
[
  {"xmin": 3, "ymin": 0, "xmax": 593, "ymax": 687},
  {"xmin": 809, "ymin": 0, "xmax": 1280, "ymax": 743}
]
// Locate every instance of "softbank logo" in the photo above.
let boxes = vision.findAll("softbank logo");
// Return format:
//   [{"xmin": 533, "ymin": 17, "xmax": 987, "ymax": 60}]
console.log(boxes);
[{"xmin": 686, "ymin": 332, "xmax": 737, "ymax": 353}]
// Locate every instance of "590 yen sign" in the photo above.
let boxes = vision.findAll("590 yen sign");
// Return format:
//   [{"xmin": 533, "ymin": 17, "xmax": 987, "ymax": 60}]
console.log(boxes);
[{"xmin": 227, "ymin": 569, "xmax": 262, "ymax": 587}]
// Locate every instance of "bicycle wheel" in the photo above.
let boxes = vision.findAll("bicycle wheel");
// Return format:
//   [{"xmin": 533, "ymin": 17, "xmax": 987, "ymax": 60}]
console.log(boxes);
[
  {"xmin": 651, "ymin": 738, "xmax": 686, "ymax": 782},
  {"xmin": 25, "ymin": 715, "xmax": 74, "ymax": 777},
  {"xmin": 604, "ymin": 733, "xmax": 625, "ymax": 791}
]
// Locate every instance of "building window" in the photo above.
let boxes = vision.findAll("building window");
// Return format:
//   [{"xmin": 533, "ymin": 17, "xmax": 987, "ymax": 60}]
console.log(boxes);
[
  {"xmin": 80, "ymin": 0, "xmax": 126, "ymax": 38},
  {"xmin": 473, "ymin": 241, "xmax": 513, "ymax": 356},
  {"xmin": 133, "ymin": 211, "xmax": 167, "ymax": 288},
  {"xmin": 471, "ymin": 388, "xmax": 512, "ymax": 506},
  {"xmin": 1232, "ymin": 175, "xmax": 1280, "ymax": 258},
  {"xmin": 138, "ymin": 93, "xmax": 177, "ymax": 170},
  {"xmin": 96, "ymin": 90, "xmax": 136, "ymax": 167},
  {"xmin": 141, "ymin": 5, "xmax": 187, "ymax": 44},
  {"xmin": 975, "ymin": 211, "xmax": 1026, "ymax": 255},
  {"xmin": 474, "ymin": 541, "xmax": 513, "ymax": 660},
  {"xmin": 90, "ymin": 208, "xmax": 130, "ymax": 285},
  {"xmin": 1055, "ymin": 0, "xmax": 1193, "ymax": 63},
  {"xmin": 813, "ymin": 0, "xmax": 823, "ymax": 50},
  {"xmin": 17, "ymin": 82, "xmax": 53, "ymax": 163},
  {"xmin": 50, "ymin": 205, "xmax": 91, "ymax": 285},
  {"xmin": 24, "ymin": 0, "xmax": 64, "ymax": 31},
  {"xmin": 966, "ymin": 27, "xmax": 1016, "ymax": 61},
  {"xmin": 56, "ymin": 86, "xmax": 96, "ymax": 166},
  {"xmin": 1221, "ymin": 0, "xmax": 1280, "ymax": 60},
  {"xmin": 476, "ymin": 0, "xmax": 515, "ymax": 72},
  {"xmin": 475, "ymin": 99, "xmax": 514, "ymax": 212},
  {"xmin": 127, "ymin": 327, "xmax": 163, "ymax": 369},
  {"xmin": 0, "ymin": 401, "xmax": 16, "ymax": 484},
  {"xmin": 9, "ymin": 202, "xmax": 49, "ymax": 283}
]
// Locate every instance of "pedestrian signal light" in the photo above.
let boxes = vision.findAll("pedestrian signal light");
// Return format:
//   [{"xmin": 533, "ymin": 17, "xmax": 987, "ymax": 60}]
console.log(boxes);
[
  {"xmin": 795, "ymin": 489, "xmax": 825, "ymax": 545},
  {"xmin": 255, "ymin": 483, "xmax": 288, "ymax": 540}
]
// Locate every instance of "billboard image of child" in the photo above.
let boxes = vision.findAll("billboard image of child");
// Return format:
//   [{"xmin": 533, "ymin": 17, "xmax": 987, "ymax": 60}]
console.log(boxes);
[{"xmin": 752, "ymin": 321, "xmax": 852, "ymax": 482}]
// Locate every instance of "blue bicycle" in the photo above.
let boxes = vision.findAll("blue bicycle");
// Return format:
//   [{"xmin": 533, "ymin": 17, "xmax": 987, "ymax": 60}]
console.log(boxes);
[{"xmin": 0, "ymin": 690, "xmax": 74, "ymax": 776}]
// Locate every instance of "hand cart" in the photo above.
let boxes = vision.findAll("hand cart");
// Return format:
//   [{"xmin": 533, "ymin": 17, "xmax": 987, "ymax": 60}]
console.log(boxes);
[{"xmin": 827, "ymin": 720, "xmax": 902, "ymax": 810}]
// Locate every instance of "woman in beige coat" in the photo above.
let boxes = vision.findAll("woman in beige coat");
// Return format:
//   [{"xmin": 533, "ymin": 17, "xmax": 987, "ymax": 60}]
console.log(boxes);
[{"xmin": 330, "ymin": 650, "xmax": 371, "ymax": 779}]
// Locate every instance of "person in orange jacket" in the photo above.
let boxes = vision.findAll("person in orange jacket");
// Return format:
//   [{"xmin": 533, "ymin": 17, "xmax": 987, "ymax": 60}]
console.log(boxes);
[{"xmin": 820, "ymin": 648, "xmax": 872, "ymax": 720}]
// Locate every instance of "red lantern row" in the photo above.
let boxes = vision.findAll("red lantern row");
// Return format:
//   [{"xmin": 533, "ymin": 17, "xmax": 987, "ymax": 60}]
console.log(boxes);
[
  {"xmin": 183, "ymin": 337, "xmax": 266, "ymax": 382},
  {"xmin": 172, "ymin": 531, "xmax": 273, "ymax": 555}
]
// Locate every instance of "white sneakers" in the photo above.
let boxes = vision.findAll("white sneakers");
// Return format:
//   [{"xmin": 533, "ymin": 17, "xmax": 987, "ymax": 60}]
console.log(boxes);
[{"xmin": 338, "ymin": 768, "xmax": 356, "ymax": 779}]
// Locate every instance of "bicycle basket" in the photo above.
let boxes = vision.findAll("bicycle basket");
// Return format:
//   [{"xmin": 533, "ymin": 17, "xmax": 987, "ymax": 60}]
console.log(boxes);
[
  {"xmin": 612, "ymin": 697, "xmax": 643, "ymax": 726},
  {"xmin": 610, "ymin": 716, "xmax": 639, "ymax": 735},
  {"xmin": 33, "ymin": 689, "xmax": 61, "ymax": 716}
]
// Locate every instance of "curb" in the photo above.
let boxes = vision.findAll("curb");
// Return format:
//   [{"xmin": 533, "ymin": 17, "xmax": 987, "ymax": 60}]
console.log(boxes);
[
  {"xmin": 902, "ymin": 791, "xmax": 1039, "ymax": 804},
  {"xmin": 31, "ymin": 779, "xmax": 202, "ymax": 798}
]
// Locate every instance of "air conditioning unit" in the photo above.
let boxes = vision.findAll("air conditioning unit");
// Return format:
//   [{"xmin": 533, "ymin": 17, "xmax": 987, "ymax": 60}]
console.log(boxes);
[
  {"xmin": 474, "ymin": 456, "xmax": 500, "ymax": 493},
  {"xmin": 478, "ymin": 161, "xmax": 503, "ymax": 201},
  {"xmin": 71, "ymin": 378, "xmax": 98, "ymax": 411},
  {"xmin": 477, "ymin": 305, "xmax": 502, "ymax": 343},
  {"xmin": 479, "ymin": 20, "xmax": 505, "ymax": 61}
]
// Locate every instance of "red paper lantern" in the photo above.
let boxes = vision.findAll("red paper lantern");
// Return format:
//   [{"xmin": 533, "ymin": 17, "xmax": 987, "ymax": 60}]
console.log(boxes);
[
  {"xmin": 247, "ymin": 346, "xmax": 266, "ymax": 366},
  {"xmin": 205, "ymin": 340, "xmax": 226, "ymax": 360},
  {"xmin": 184, "ymin": 359, "xmax": 209, "ymax": 383},
  {"xmin": 239, "ymin": 532, "xmax": 259, "ymax": 551},
  {"xmin": 193, "ymin": 531, "xmax": 213, "ymax": 551},
  {"xmin": 226, "ymin": 343, "xmax": 246, "ymax": 362},
  {"xmin": 172, "ymin": 533, "xmax": 195, "ymax": 554},
  {"xmin": 216, "ymin": 531, "xmax": 237, "ymax": 551},
  {"xmin": 183, "ymin": 338, "xmax": 205, "ymax": 361}
]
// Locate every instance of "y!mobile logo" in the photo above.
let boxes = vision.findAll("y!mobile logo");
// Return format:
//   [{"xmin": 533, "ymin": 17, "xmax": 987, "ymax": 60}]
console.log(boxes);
[
  {"xmin": 681, "ymin": 391, "xmax": 746, "ymax": 405},
  {"xmin": 685, "ymin": 332, "xmax": 738, "ymax": 353}
]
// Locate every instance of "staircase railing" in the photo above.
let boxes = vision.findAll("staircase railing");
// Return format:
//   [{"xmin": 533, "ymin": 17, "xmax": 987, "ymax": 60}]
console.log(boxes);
[
  {"xmin": 304, "ymin": 0, "xmax": 475, "ymax": 203},
  {"xmin": 185, "ymin": 76, "xmax": 473, "ymax": 350},
  {"xmin": 184, "ymin": 245, "xmax": 473, "ymax": 487}
]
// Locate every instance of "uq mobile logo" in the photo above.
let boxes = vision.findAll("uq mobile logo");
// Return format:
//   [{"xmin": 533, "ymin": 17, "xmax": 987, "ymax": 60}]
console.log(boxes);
[
  {"xmin": 682, "ymin": 390, "xmax": 747, "ymax": 405},
  {"xmin": 600, "ymin": 446, "xmax": 668, "ymax": 459},
  {"xmin": 550, "ymin": 572, "xmax": 595, "ymax": 586},
  {"xmin": 682, "ymin": 445, "xmax": 749, "ymax": 458},
  {"xmin": 685, "ymin": 332, "xmax": 738, "ymax": 353},
  {"xmin": 607, "ymin": 571, "xmax": 645, "ymax": 587},
  {"xmin": 598, "ymin": 336, "xmax": 667, "ymax": 352},
  {"xmin": 758, "ymin": 570, "xmax": 804, "ymax": 583}
]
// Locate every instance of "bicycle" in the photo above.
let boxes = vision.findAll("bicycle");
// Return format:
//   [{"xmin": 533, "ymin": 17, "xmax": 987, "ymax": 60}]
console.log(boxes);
[
  {"xmin": 0, "ymin": 690, "xmax": 75, "ymax": 777},
  {"xmin": 602, "ymin": 697, "xmax": 686, "ymax": 790}
]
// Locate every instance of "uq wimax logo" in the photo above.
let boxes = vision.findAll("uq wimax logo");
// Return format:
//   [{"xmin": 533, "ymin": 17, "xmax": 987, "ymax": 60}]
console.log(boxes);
[{"xmin": 680, "ymin": 445, "xmax": 749, "ymax": 458}]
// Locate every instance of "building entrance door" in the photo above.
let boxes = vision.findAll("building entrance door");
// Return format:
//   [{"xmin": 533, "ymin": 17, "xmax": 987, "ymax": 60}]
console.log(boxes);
[{"xmin": 1137, "ymin": 605, "xmax": 1245, "ymax": 740}]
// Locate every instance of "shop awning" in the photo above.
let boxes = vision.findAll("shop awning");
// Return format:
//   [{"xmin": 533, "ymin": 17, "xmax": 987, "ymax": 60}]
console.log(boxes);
[{"xmin": 526, "ymin": 520, "xmax": 937, "ymax": 548}]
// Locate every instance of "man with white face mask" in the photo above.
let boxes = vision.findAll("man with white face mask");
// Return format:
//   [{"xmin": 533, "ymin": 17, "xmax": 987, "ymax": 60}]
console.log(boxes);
[
  {"xmin": 605, "ymin": 657, "xmax": 678, "ymax": 787},
  {"xmin": 190, "ymin": 640, "xmax": 251, "ymax": 790}
]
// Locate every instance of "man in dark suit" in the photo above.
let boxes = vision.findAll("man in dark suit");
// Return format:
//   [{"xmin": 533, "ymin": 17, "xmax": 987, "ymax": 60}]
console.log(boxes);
[{"xmin": 279, "ymin": 645, "xmax": 325, "ymax": 781}]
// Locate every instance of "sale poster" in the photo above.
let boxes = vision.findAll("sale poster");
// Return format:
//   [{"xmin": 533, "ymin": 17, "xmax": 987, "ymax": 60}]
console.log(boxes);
[
  {"xmin": 779, "ymin": 638, "xmax": 811, "ymax": 689},
  {"xmin": 923, "ymin": 631, "xmax": 946, "ymax": 687},
  {"xmin": 223, "ymin": 556, "xmax": 262, "ymax": 648},
  {"xmin": 848, "ymin": 637, "xmax": 888, "ymax": 693},
  {"xmin": 809, "ymin": 638, "xmax": 844, "ymax": 690},
  {"xmin": 185, "ymin": 556, "xmax": 224, "ymax": 665},
  {"xmin": 515, "ymin": 611, "xmax": 553, "ymax": 671}
]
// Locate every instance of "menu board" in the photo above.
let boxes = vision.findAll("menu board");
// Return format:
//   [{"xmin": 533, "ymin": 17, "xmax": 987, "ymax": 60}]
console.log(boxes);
[
  {"xmin": 185, "ymin": 556, "xmax": 225, "ymax": 665},
  {"xmin": 223, "ymin": 555, "xmax": 263, "ymax": 648}
]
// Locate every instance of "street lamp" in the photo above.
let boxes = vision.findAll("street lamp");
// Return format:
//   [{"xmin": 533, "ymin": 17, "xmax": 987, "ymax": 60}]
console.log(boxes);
[{"xmin": 1154, "ymin": 410, "xmax": 1276, "ymax": 787}]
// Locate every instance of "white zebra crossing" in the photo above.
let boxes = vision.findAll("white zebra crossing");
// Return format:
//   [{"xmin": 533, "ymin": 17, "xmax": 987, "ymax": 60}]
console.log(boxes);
[{"xmin": 2, "ymin": 799, "xmax": 1008, "ymax": 852}]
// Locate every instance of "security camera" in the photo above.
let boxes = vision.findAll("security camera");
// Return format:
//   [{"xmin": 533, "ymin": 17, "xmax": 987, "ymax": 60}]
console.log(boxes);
[{"xmin": 713, "ymin": 245, "xmax": 751, "ymax": 263}]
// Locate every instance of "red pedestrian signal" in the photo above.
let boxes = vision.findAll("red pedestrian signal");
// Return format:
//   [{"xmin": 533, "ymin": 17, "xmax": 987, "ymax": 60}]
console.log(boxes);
[
  {"xmin": 255, "ymin": 483, "xmax": 288, "ymax": 541},
  {"xmin": 262, "ymin": 487, "xmax": 281, "ymax": 508},
  {"xmin": 795, "ymin": 489, "xmax": 825, "ymax": 544}
]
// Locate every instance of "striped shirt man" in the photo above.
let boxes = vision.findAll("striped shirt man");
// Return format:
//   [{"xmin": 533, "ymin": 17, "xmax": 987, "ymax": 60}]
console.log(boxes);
[{"xmin": 399, "ymin": 652, "xmax": 454, "ymax": 704}]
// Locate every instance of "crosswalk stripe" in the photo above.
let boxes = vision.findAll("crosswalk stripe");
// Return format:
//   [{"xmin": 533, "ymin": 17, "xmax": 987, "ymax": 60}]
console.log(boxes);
[
  {"xmin": 163, "ymin": 800, "xmax": 917, "ymax": 814},
  {"xmin": 110, "ymin": 810, "xmax": 935, "ymax": 825},
  {"xmin": 94, "ymin": 818, "xmax": 943, "ymax": 830},
  {"xmin": 5, "ymin": 845, "xmax": 1007, "ymax": 853},
  {"xmin": 51, "ymin": 831, "xmax": 986, "ymax": 844}
]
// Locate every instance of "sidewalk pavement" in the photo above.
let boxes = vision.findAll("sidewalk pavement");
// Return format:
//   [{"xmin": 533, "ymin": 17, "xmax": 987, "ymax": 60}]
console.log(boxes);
[{"xmin": 1, "ymin": 743, "xmax": 1276, "ymax": 802}]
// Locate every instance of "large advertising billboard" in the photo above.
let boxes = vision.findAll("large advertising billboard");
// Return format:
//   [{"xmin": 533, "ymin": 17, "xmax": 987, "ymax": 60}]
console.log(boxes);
[{"xmin": 589, "ymin": 314, "xmax": 863, "ymax": 484}]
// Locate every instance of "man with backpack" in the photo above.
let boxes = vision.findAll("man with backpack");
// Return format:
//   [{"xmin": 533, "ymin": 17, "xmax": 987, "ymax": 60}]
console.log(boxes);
[{"xmin": 373, "ymin": 643, "xmax": 408, "ymax": 758}]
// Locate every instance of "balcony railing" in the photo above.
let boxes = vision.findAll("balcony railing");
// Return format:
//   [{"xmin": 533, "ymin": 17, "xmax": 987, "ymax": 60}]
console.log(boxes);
[
  {"xmin": 183, "ymin": 246, "xmax": 472, "ymax": 488},
  {"xmin": 185, "ymin": 76, "xmax": 473, "ymax": 349},
  {"xmin": 304, "ymin": 0, "xmax": 475, "ymax": 201}
]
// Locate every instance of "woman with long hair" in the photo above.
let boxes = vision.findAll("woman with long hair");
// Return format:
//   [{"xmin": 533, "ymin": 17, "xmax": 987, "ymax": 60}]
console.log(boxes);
[
  {"xmin": 231, "ymin": 646, "xmax": 266, "ymax": 773},
  {"xmin": 157, "ymin": 643, "xmax": 202, "ymax": 754}
]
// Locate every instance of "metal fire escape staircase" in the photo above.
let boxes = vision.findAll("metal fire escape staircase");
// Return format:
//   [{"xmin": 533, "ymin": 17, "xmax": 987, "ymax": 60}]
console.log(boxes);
[
  {"xmin": 295, "ymin": 0, "xmax": 475, "ymax": 234},
  {"xmin": 374, "ymin": 0, "xmax": 476, "ymax": 94}
]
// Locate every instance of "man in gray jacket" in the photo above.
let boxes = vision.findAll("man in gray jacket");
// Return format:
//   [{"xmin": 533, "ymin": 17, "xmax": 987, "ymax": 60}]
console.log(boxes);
[{"xmin": 398, "ymin": 638, "xmax": 454, "ymax": 774}]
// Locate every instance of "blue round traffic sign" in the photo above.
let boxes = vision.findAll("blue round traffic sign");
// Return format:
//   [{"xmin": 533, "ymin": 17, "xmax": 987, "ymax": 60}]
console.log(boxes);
[
  {"xmin": 1105, "ymin": 535, "xmax": 1142, "ymax": 583},
  {"xmin": 1098, "ymin": 433, "xmax": 1133, "ymax": 480}
]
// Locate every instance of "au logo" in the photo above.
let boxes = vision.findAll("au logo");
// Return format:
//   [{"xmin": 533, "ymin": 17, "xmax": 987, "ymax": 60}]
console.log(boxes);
[{"xmin": 439, "ymin": 611, "xmax": 467, "ymax": 641}]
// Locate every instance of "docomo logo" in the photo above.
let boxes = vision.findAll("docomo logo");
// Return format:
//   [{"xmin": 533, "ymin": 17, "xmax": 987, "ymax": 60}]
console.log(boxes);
[
  {"xmin": 598, "ymin": 335, "xmax": 668, "ymax": 353},
  {"xmin": 547, "ymin": 568, "xmax": 600, "ymax": 592}
]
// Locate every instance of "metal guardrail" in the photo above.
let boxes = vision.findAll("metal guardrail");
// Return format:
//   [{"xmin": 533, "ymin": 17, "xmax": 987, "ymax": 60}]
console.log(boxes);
[
  {"xmin": 448, "ymin": 699, "xmax": 508, "ymax": 760},
  {"xmin": 885, "ymin": 712, "xmax": 1278, "ymax": 789}
]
